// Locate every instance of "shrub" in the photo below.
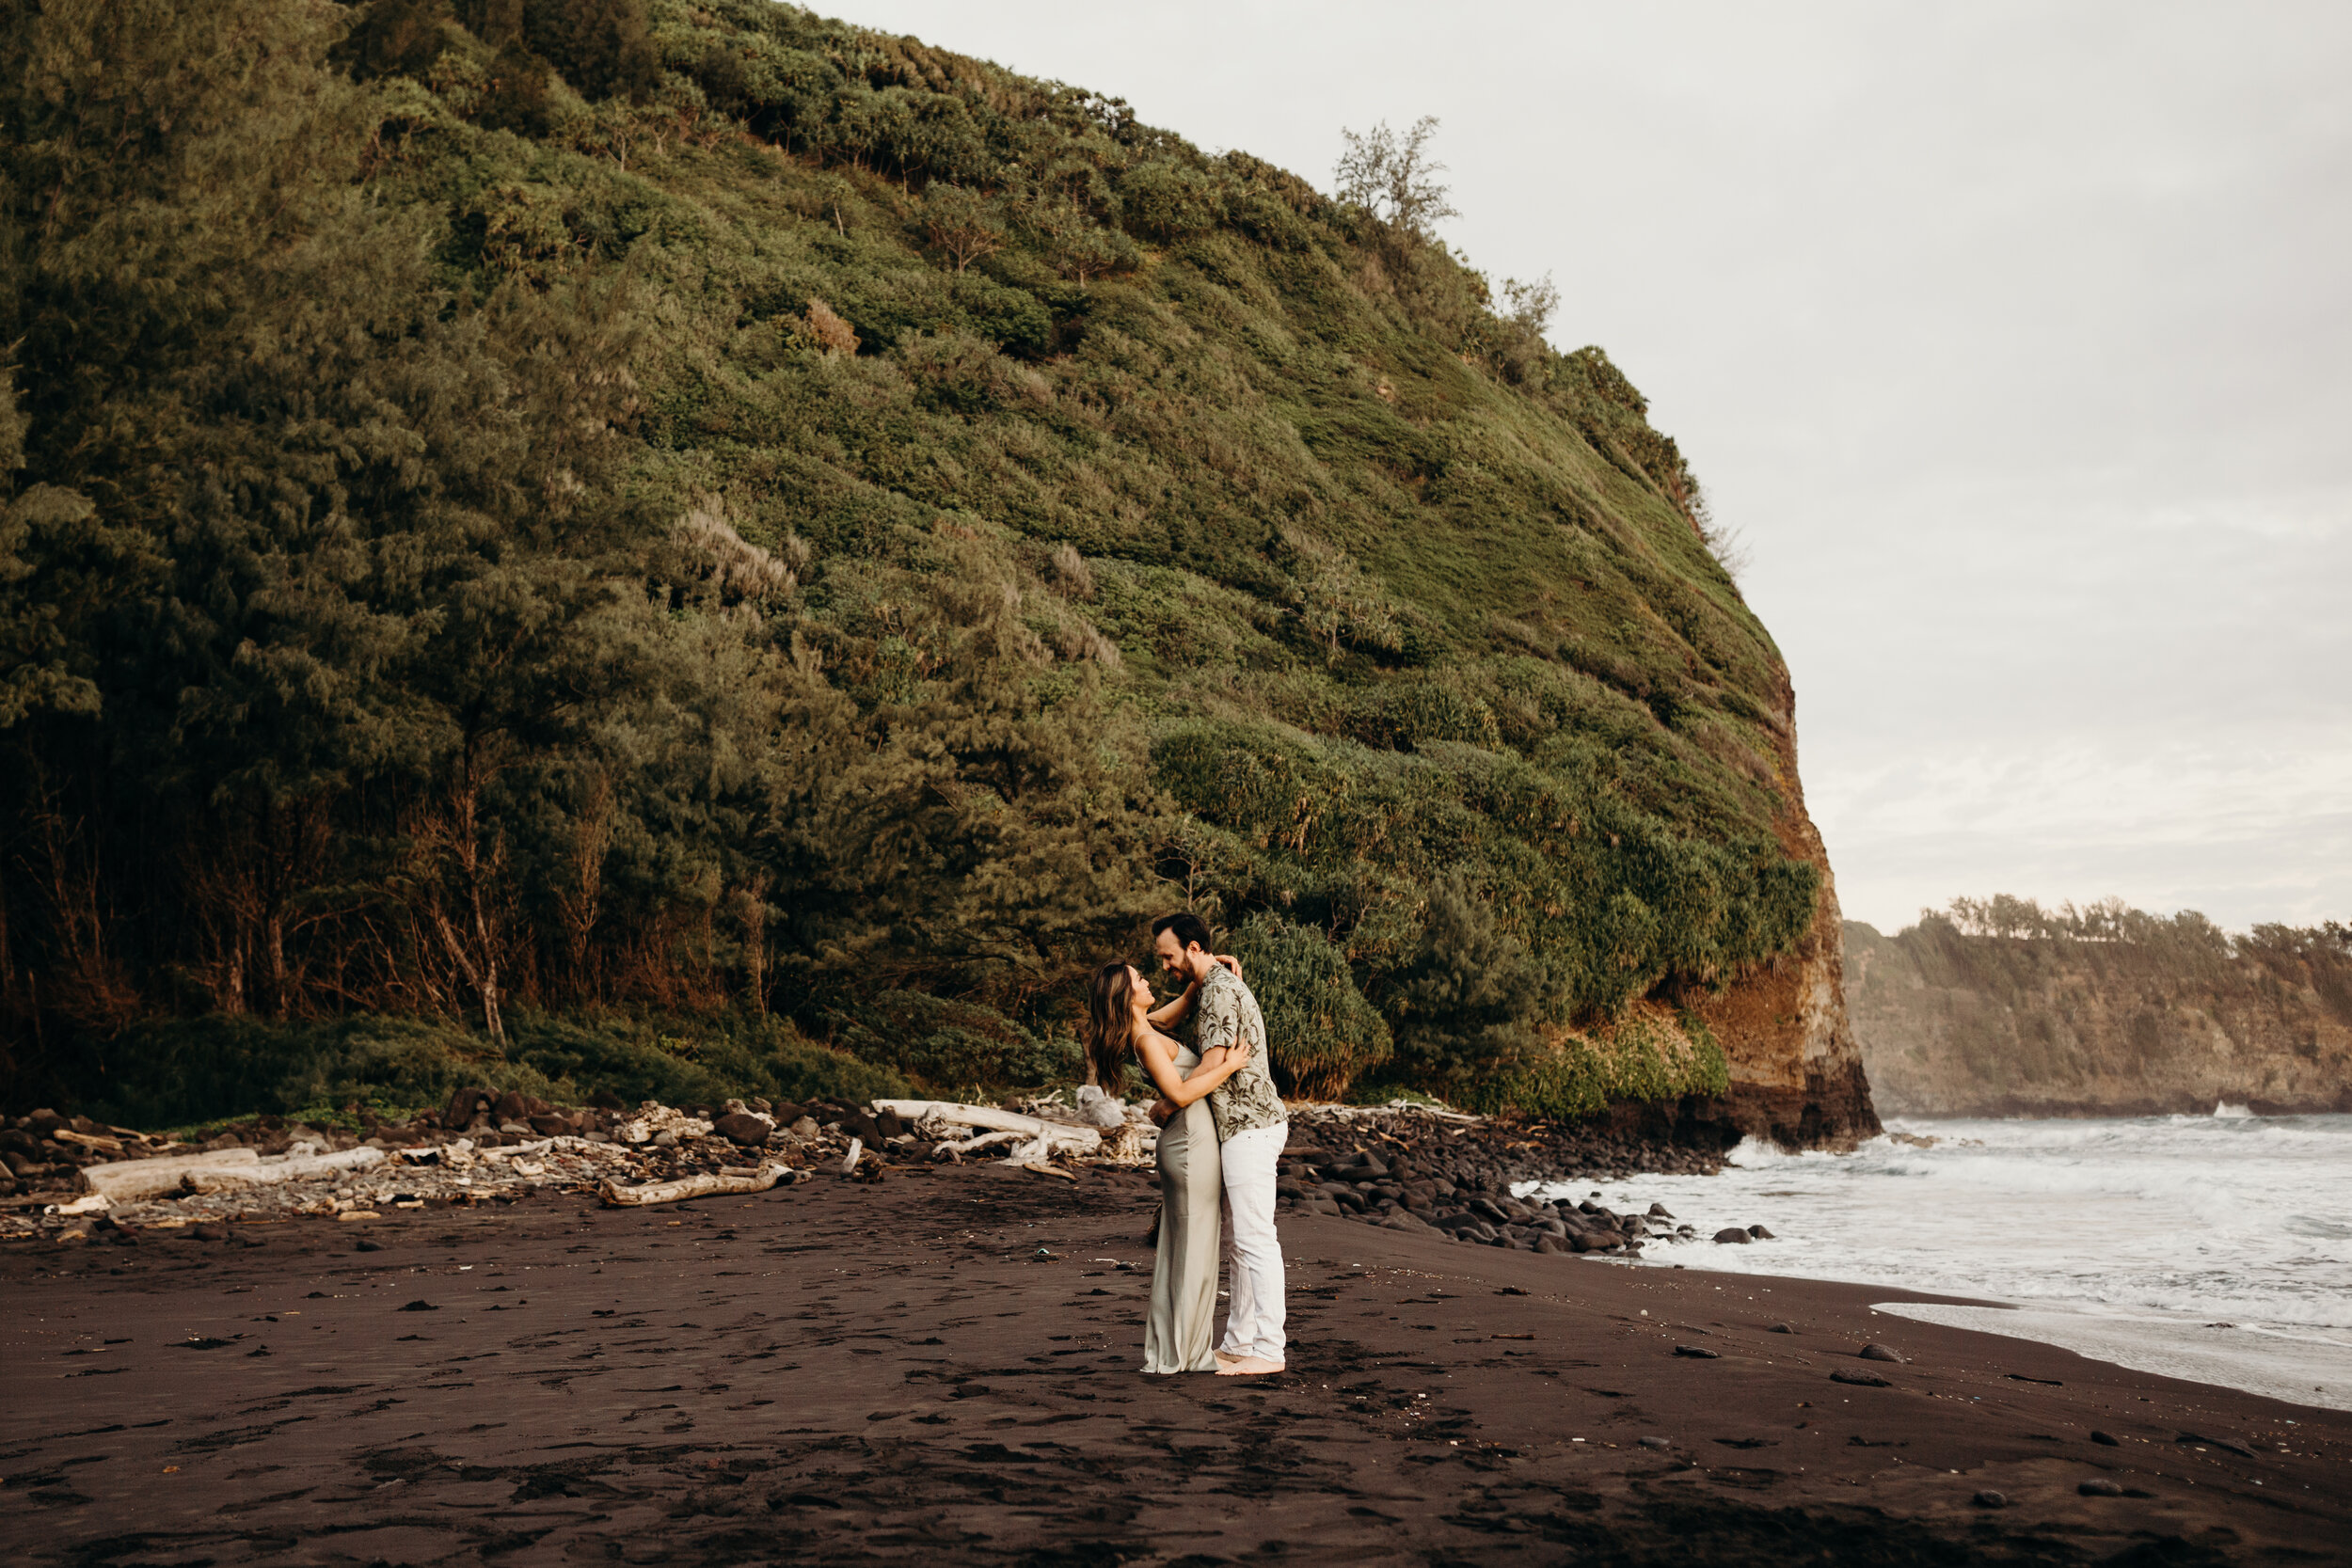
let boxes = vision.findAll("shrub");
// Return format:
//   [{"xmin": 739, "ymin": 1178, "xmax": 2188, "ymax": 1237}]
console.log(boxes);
[
  {"xmin": 1461, "ymin": 1006, "xmax": 1730, "ymax": 1119},
  {"xmin": 1228, "ymin": 914, "xmax": 1392, "ymax": 1101}
]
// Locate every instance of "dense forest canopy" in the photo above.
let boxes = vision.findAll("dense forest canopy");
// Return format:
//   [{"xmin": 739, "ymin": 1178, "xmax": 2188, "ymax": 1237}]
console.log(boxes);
[{"xmin": 0, "ymin": 0, "xmax": 1812, "ymax": 1125}]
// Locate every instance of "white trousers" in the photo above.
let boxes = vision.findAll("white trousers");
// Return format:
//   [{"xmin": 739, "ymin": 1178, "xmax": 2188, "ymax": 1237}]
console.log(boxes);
[{"xmin": 1216, "ymin": 1121, "xmax": 1288, "ymax": 1363}]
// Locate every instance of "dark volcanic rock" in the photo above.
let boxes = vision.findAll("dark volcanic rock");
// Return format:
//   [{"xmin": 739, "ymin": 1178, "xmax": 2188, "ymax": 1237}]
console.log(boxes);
[
  {"xmin": 2078, "ymin": 1479, "xmax": 2122, "ymax": 1497},
  {"xmin": 1712, "ymin": 1227, "xmax": 1753, "ymax": 1243},
  {"xmin": 1673, "ymin": 1345, "xmax": 1720, "ymax": 1359},
  {"xmin": 1858, "ymin": 1343, "xmax": 1906, "ymax": 1363},
  {"xmin": 442, "ymin": 1086, "xmax": 494, "ymax": 1131},
  {"xmin": 1831, "ymin": 1370, "xmax": 1891, "ymax": 1387},
  {"xmin": 1747, "ymin": 1224, "xmax": 1774, "ymax": 1240},
  {"xmin": 712, "ymin": 1114, "xmax": 771, "ymax": 1148}
]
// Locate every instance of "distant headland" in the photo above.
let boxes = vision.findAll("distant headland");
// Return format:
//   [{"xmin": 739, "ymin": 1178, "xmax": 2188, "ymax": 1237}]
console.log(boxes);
[{"xmin": 1848, "ymin": 897, "xmax": 2352, "ymax": 1117}]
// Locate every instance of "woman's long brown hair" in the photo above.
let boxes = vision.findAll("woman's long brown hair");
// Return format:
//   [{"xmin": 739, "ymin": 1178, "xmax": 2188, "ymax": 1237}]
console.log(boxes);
[{"xmin": 1084, "ymin": 962, "xmax": 1137, "ymax": 1093}]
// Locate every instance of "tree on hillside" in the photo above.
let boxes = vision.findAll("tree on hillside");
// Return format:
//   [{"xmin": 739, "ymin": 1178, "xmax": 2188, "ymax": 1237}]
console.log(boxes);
[
  {"xmin": 524, "ymin": 0, "xmax": 658, "ymax": 102},
  {"xmin": 1334, "ymin": 116, "xmax": 1457, "ymax": 237},
  {"xmin": 337, "ymin": 0, "xmax": 453, "ymax": 82},
  {"xmin": 922, "ymin": 185, "xmax": 1008, "ymax": 276}
]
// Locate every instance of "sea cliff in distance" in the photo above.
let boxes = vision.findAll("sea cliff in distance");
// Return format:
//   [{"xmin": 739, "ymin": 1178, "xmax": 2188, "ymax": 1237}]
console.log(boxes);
[
  {"xmin": 1848, "ymin": 898, "xmax": 2352, "ymax": 1117},
  {"xmin": 1, "ymin": 0, "xmax": 1867, "ymax": 1147}
]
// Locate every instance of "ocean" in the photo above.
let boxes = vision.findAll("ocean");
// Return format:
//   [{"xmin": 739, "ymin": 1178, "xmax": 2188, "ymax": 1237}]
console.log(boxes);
[{"xmin": 1528, "ymin": 1110, "xmax": 2352, "ymax": 1412}]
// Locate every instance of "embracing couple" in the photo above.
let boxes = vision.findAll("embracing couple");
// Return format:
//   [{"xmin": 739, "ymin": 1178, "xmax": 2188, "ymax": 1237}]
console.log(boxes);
[{"xmin": 1085, "ymin": 911, "xmax": 1288, "ymax": 1377}]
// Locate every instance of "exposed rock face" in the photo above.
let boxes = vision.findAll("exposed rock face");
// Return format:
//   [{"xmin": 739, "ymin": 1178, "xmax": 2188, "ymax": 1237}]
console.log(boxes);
[
  {"xmin": 1692, "ymin": 697, "xmax": 1881, "ymax": 1149},
  {"xmin": 1847, "ymin": 915, "xmax": 2352, "ymax": 1117}
]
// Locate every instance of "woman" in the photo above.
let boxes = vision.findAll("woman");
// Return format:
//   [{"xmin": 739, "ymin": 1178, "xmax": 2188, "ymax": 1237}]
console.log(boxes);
[{"xmin": 1086, "ymin": 960, "xmax": 1255, "ymax": 1374}]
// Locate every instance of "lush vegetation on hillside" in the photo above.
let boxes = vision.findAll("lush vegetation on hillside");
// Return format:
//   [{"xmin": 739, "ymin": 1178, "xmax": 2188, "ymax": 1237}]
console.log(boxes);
[{"xmin": 0, "ymin": 0, "xmax": 1810, "ymax": 1123}]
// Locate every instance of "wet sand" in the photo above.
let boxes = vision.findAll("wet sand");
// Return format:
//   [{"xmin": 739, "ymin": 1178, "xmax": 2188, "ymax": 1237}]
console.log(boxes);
[{"xmin": 6, "ymin": 1163, "xmax": 2346, "ymax": 1564}]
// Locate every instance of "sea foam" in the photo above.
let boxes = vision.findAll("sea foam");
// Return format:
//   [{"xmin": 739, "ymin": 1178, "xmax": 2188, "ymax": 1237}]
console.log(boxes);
[{"xmin": 1526, "ymin": 1112, "xmax": 2352, "ymax": 1411}]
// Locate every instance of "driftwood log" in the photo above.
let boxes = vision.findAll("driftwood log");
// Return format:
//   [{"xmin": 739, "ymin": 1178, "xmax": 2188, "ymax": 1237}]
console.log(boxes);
[
  {"xmin": 940, "ymin": 1129, "xmax": 1022, "ymax": 1157},
  {"xmin": 873, "ymin": 1100, "xmax": 1101, "ymax": 1155},
  {"xmin": 80, "ymin": 1148, "xmax": 264, "ymax": 1202},
  {"xmin": 183, "ymin": 1147, "xmax": 385, "ymax": 1195},
  {"xmin": 55, "ymin": 1128, "xmax": 127, "ymax": 1156},
  {"xmin": 599, "ymin": 1164, "xmax": 801, "ymax": 1207},
  {"xmin": 83, "ymin": 1146, "xmax": 383, "ymax": 1200}
]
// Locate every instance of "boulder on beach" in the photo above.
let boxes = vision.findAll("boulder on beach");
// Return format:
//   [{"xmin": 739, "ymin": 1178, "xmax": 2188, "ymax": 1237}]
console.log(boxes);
[
  {"xmin": 441, "ymin": 1086, "xmax": 494, "ymax": 1131},
  {"xmin": 711, "ymin": 1113, "xmax": 773, "ymax": 1148},
  {"xmin": 1712, "ymin": 1227, "xmax": 1753, "ymax": 1243}
]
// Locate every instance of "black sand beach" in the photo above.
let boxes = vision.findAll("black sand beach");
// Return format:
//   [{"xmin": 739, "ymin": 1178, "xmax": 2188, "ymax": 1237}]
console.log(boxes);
[{"xmin": 6, "ymin": 1163, "xmax": 2346, "ymax": 1565}]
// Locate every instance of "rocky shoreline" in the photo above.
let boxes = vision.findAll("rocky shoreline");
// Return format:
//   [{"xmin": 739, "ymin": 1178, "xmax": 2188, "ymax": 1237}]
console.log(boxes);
[
  {"xmin": 4, "ymin": 1091, "xmax": 1781, "ymax": 1259},
  {"xmin": 1275, "ymin": 1105, "xmax": 1778, "ymax": 1256}
]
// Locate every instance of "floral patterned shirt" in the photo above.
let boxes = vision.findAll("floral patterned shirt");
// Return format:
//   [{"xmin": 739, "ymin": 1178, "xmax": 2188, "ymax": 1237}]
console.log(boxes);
[{"xmin": 1191, "ymin": 964, "xmax": 1287, "ymax": 1142}]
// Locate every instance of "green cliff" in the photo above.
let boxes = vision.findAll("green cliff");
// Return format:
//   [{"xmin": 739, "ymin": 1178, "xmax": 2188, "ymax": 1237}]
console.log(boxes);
[{"xmin": 0, "ymin": 0, "xmax": 1871, "ymax": 1143}]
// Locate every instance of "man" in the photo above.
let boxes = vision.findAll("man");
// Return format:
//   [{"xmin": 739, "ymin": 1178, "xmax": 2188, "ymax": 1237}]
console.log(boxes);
[{"xmin": 1149, "ymin": 911, "xmax": 1289, "ymax": 1376}]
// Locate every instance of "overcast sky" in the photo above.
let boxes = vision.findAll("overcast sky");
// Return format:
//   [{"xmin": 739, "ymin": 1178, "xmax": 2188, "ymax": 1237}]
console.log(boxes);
[{"xmin": 841, "ymin": 0, "xmax": 2352, "ymax": 933}]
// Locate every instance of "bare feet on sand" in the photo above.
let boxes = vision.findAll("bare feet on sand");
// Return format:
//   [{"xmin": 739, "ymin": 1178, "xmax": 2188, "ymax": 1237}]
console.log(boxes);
[{"xmin": 1216, "ymin": 1355, "xmax": 1284, "ymax": 1376}]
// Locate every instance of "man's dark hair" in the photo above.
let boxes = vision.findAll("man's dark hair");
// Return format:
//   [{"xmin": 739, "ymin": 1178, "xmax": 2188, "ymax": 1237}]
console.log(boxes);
[{"xmin": 1152, "ymin": 911, "xmax": 1215, "ymax": 952}]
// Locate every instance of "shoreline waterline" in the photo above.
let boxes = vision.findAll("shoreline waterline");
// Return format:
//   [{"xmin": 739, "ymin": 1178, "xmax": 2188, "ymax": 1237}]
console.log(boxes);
[{"xmin": 1526, "ymin": 1110, "xmax": 2352, "ymax": 1413}]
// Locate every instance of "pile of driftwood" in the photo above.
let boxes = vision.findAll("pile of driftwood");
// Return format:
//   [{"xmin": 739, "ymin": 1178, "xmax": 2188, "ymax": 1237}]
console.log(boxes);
[{"xmin": 0, "ymin": 1089, "xmax": 1175, "ymax": 1236}]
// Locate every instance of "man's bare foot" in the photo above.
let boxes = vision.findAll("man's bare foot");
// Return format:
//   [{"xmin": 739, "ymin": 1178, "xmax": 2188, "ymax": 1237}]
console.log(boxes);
[{"xmin": 1215, "ymin": 1355, "xmax": 1284, "ymax": 1376}]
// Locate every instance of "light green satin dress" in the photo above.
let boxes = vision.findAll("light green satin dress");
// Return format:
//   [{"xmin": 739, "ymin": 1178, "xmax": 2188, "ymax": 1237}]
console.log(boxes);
[{"xmin": 1142, "ymin": 1046, "xmax": 1222, "ymax": 1373}]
